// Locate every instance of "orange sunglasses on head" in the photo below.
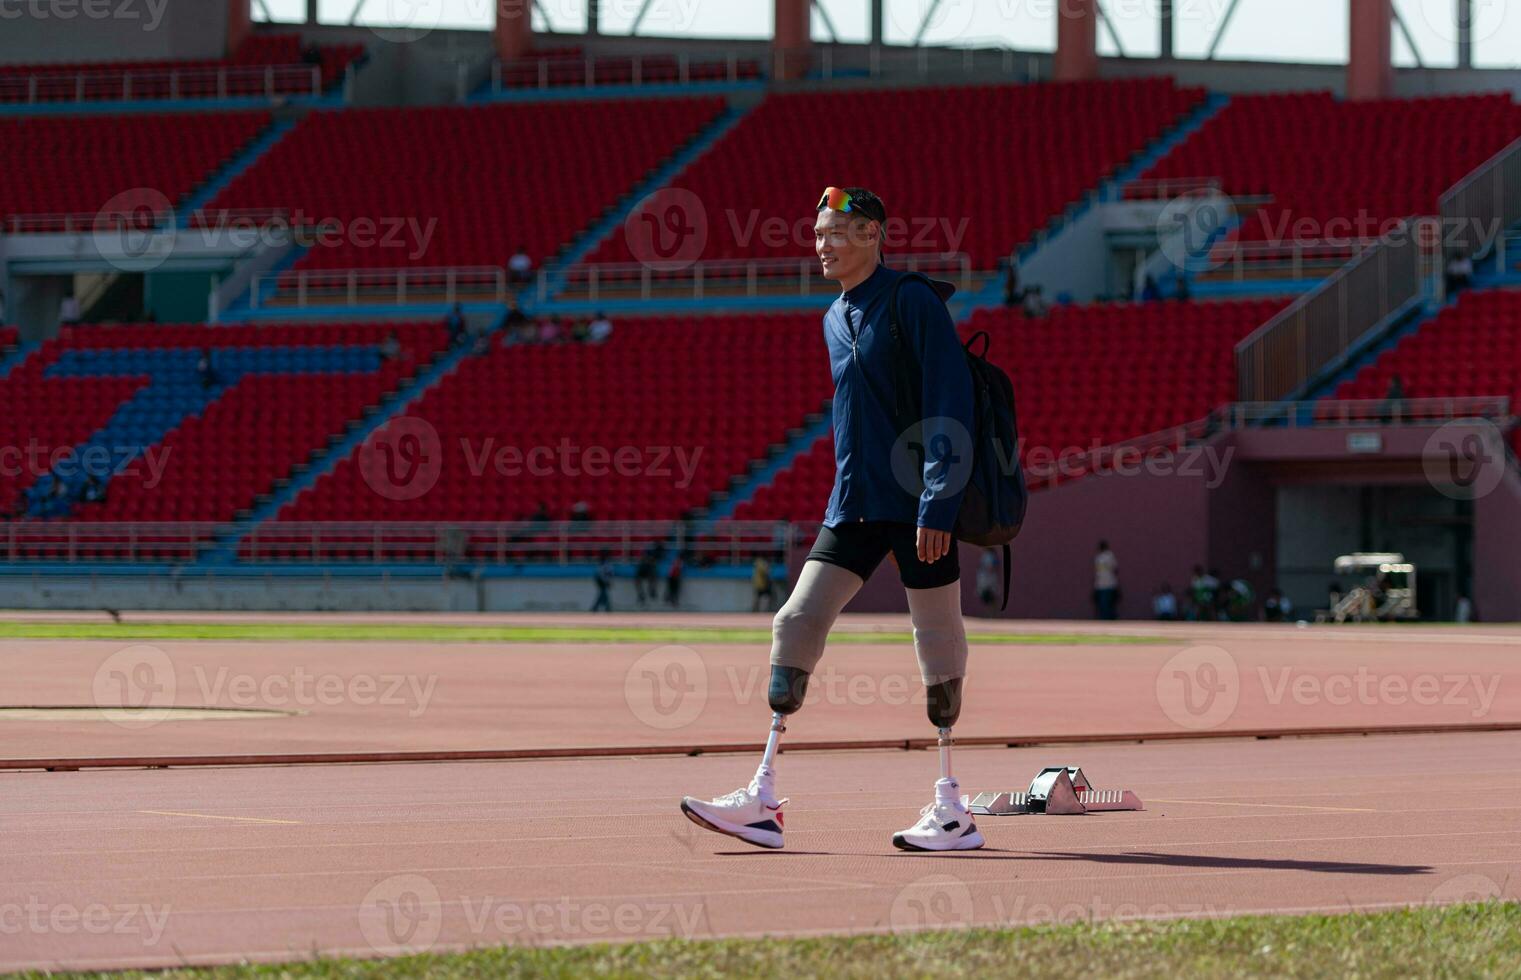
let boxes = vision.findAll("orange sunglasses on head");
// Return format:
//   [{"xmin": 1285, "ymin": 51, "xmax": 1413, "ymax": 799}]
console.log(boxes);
[{"xmin": 816, "ymin": 186, "xmax": 856, "ymax": 213}]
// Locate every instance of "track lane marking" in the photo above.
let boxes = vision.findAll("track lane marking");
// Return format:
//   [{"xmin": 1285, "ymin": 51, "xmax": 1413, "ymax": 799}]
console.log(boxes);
[{"xmin": 138, "ymin": 810, "xmax": 301, "ymax": 825}]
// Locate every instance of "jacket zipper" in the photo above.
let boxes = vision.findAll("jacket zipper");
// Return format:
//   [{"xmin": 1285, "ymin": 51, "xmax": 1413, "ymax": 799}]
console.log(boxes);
[{"xmin": 847, "ymin": 306, "xmax": 864, "ymax": 521}]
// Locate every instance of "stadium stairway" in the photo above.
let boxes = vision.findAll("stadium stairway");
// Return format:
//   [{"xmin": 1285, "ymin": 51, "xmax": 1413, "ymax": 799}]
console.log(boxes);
[
  {"xmin": 27, "ymin": 344, "xmax": 390, "ymax": 518},
  {"xmin": 538, "ymin": 100, "xmax": 754, "ymax": 302},
  {"xmin": 0, "ymin": 340, "xmax": 38, "ymax": 381},
  {"xmin": 199, "ymin": 310, "xmax": 509, "ymax": 562},
  {"xmin": 958, "ymin": 92, "xmax": 1231, "ymax": 310},
  {"xmin": 176, "ymin": 116, "xmax": 298, "ymax": 228}
]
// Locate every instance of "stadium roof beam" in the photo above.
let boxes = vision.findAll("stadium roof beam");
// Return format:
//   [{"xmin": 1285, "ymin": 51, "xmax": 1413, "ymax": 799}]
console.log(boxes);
[
  {"xmin": 229, "ymin": 0, "xmax": 252, "ymax": 55},
  {"xmin": 813, "ymin": 0, "xmax": 840, "ymax": 46},
  {"xmin": 1348, "ymin": 0, "xmax": 1394, "ymax": 100},
  {"xmin": 1160, "ymin": 0, "xmax": 1174, "ymax": 59},
  {"xmin": 1054, "ymin": 0, "xmax": 1100, "ymax": 81},
  {"xmin": 871, "ymin": 0, "xmax": 884, "ymax": 47},
  {"xmin": 496, "ymin": 0, "xmax": 534, "ymax": 61},
  {"xmin": 1458, "ymin": 0, "xmax": 1473, "ymax": 68},
  {"xmin": 774, "ymin": 0, "xmax": 812, "ymax": 80}
]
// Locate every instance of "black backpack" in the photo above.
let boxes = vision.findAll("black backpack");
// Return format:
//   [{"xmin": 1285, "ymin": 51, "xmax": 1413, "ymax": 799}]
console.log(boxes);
[{"xmin": 887, "ymin": 272, "xmax": 1028, "ymax": 609}]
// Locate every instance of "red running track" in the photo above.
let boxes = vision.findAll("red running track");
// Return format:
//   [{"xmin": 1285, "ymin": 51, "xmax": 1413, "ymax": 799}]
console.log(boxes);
[{"xmin": 2, "ymin": 731, "xmax": 1520, "ymax": 971}]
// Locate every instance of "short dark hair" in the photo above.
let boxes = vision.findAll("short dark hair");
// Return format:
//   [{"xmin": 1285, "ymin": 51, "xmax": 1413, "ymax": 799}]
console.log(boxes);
[{"xmin": 819, "ymin": 186, "xmax": 887, "ymax": 226}]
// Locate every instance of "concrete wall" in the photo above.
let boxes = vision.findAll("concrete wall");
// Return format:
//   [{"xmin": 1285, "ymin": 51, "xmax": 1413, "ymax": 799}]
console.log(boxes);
[
  {"xmin": 1473, "ymin": 467, "xmax": 1521, "ymax": 623},
  {"xmin": 0, "ymin": 0, "xmax": 228, "ymax": 65},
  {"xmin": 0, "ymin": 572, "xmax": 758, "ymax": 612}
]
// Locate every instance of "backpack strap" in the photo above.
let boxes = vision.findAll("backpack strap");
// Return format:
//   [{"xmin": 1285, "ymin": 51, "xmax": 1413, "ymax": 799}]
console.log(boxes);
[
  {"xmin": 886, "ymin": 271, "xmax": 947, "ymax": 428},
  {"xmin": 1001, "ymin": 543, "xmax": 1012, "ymax": 611}
]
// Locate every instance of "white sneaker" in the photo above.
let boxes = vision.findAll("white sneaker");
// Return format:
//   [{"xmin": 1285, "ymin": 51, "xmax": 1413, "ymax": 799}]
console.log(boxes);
[
  {"xmin": 893, "ymin": 779, "xmax": 985, "ymax": 852},
  {"xmin": 680, "ymin": 775, "xmax": 786, "ymax": 850}
]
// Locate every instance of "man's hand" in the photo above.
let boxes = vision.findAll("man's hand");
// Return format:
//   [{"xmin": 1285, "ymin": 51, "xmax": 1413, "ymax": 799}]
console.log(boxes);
[{"xmin": 917, "ymin": 527, "xmax": 951, "ymax": 564}]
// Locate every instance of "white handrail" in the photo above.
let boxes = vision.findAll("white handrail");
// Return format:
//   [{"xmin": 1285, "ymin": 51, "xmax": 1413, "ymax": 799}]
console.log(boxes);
[
  {"xmin": 0, "ymin": 63, "xmax": 324, "ymax": 104},
  {"xmin": 252, "ymin": 266, "xmax": 508, "ymax": 309},
  {"xmin": 552, "ymin": 254, "xmax": 974, "ymax": 301}
]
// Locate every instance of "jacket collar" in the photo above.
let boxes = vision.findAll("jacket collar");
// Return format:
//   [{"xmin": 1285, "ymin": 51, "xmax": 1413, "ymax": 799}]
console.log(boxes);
[{"xmin": 841, "ymin": 262, "xmax": 893, "ymax": 307}]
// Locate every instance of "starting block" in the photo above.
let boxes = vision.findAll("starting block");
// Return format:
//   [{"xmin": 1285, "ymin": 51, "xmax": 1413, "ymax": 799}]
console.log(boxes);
[{"xmin": 963, "ymin": 766, "xmax": 1143, "ymax": 816}]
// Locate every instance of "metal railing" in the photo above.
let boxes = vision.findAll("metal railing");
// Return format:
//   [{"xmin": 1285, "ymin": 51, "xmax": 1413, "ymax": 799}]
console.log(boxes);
[
  {"xmin": 491, "ymin": 51, "xmax": 762, "ymax": 92},
  {"xmin": 252, "ymin": 267, "xmax": 508, "ymax": 308},
  {"xmin": 0, "ymin": 64, "xmax": 324, "ymax": 104},
  {"xmin": 0, "ymin": 520, "xmax": 791, "ymax": 567},
  {"xmin": 549, "ymin": 254, "xmax": 974, "ymax": 302},
  {"xmin": 5, "ymin": 207, "xmax": 290, "ymax": 237},
  {"xmin": 1195, "ymin": 237, "xmax": 1382, "ymax": 282},
  {"xmin": 1123, "ymin": 177, "xmax": 1225, "ymax": 200},
  {"xmin": 488, "ymin": 45, "xmax": 1039, "ymax": 93},
  {"xmin": 1235, "ymin": 218, "xmax": 1427, "ymax": 402},
  {"xmin": 1439, "ymin": 135, "xmax": 1521, "ymax": 261}
]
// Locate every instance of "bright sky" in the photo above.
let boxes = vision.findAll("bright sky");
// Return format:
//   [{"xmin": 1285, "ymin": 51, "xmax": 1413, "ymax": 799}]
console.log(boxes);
[{"xmin": 255, "ymin": 0, "xmax": 1521, "ymax": 69}]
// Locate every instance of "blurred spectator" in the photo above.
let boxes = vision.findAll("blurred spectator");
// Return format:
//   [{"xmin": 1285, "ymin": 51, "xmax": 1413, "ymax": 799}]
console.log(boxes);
[
  {"xmin": 1175, "ymin": 275, "xmax": 1191, "ymax": 302},
  {"xmin": 1092, "ymin": 540, "xmax": 1119, "ymax": 620},
  {"xmin": 1456, "ymin": 594, "xmax": 1476, "ymax": 623},
  {"xmin": 1021, "ymin": 285, "xmax": 1047, "ymax": 319},
  {"xmin": 665, "ymin": 552, "xmax": 684, "ymax": 607},
  {"xmin": 444, "ymin": 303, "xmax": 466, "ymax": 346},
  {"xmin": 588, "ymin": 311, "xmax": 614, "ymax": 344},
  {"xmin": 1001, "ymin": 260, "xmax": 1020, "ymax": 307},
  {"xmin": 0, "ymin": 288, "xmax": 7, "ymax": 326},
  {"xmin": 59, "ymin": 294, "xmax": 80, "ymax": 325},
  {"xmin": 508, "ymin": 245, "xmax": 534, "ymax": 286},
  {"xmin": 1225, "ymin": 577, "xmax": 1254, "ymax": 621},
  {"xmin": 81, "ymin": 474, "xmax": 107, "ymax": 505},
  {"xmin": 504, "ymin": 298, "xmax": 528, "ymax": 331},
  {"xmin": 302, "ymin": 42, "xmax": 323, "ymax": 66},
  {"xmin": 1264, "ymin": 587, "xmax": 1292, "ymax": 622},
  {"xmin": 976, "ymin": 549, "xmax": 1001, "ymax": 613},
  {"xmin": 380, "ymin": 331, "xmax": 402, "ymax": 361},
  {"xmin": 196, "ymin": 349, "xmax": 217, "ymax": 389},
  {"xmin": 635, "ymin": 545, "xmax": 658, "ymax": 607},
  {"xmin": 1190, "ymin": 565, "xmax": 1220, "ymax": 620},
  {"xmin": 538, "ymin": 318, "xmax": 561, "ymax": 344},
  {"xmin": 571, "ymin": 317, "xmax": 590, "ymax": 344},
  {"xmin": 569, "ymin": 500, "xmax": 591, "ymax": 522},
  {"xmin": 591, "ymin": 551, "xmax": 613, "ymax": 613},
  {"xmin": 1445, "ymin": 252, "xmax": 1474, "ymax": 295},
  {"xmin": 752, "ymin": 556, "xmax": 776, "ymax": 612},
  {"xmin": 1140, "ymin": 275, "xmax": 1162, "ymax": 302},
  {"xmin": 1152, "ymin": 583, "xmax": 1178, "ymax": 620}
]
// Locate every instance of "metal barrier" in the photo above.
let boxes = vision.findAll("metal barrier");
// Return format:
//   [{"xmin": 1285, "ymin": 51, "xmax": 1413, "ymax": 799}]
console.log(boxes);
[
  {"xmin": 492, "ymin": 51, "xmax": 761, "ymax": 92},
  {"xmin": 549, "ymin": 254, "xmax": 974, "ymax": 302},
  {"xmin": 1235, "ymin": 220, "xmax": 1427, "ymax": 402},
  {"xmin": 0, "ymin": 64, "xmax": 324, "ymax": 104},
  {"xmin": 1439, "ymin": 136, "xmax": 1521, "ymax": 261},
  {"xmin": 0, "ymin": 521, "xmax": 792, "ymax": 566},
  {"xmin": 5, "ymin": 207, "xmax": 290, "ymax": 237},
  {"xmin": 1196, "ymin": 238, "xmax": 1380, "ymax": 282},
  {"xmin": 252, "ymin": 267, "xmax": 508, "ymax": 308}
]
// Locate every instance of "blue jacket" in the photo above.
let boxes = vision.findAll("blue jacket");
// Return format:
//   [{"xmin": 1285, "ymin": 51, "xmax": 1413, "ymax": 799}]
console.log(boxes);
[{"xmin": 822, "ymin": 263, "xmax": 975, "ymax": 532}]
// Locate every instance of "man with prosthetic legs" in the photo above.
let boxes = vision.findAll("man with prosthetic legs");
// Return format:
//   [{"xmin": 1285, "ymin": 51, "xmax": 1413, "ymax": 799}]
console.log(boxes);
[{"xmin": 680, "ymin": 186, "xmax": 982, "ymax": 851}]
